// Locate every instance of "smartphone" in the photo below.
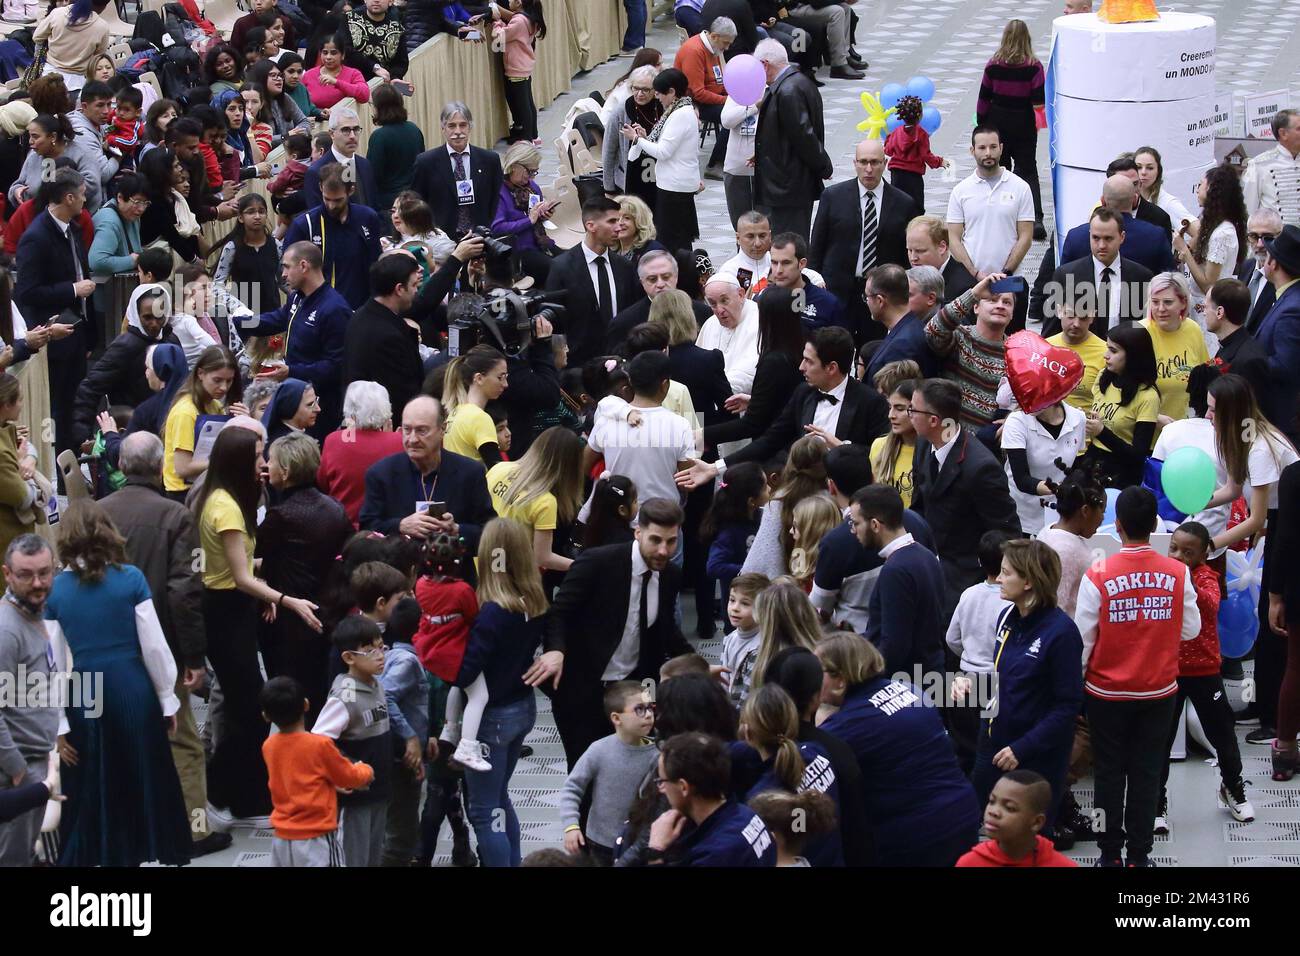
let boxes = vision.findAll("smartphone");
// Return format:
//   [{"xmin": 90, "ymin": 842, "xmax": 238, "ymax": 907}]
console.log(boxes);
[
  {"xmin": 465, "ymin": 29, "xmax": 482, "ymax": 40},
  {"xmin": 392, "ymin": 79, "xmax": 414, "ymax": 97},
  {"xmin": 416, "ymin": 500, "xmax": 449, "ymax": 519},
  {"xmin": 97, "ymin": 394, "xmax": 110, "ymax": 416},
  {"xmin": 989, "ymin": 275, "xmax": 1029, "ymax": 295}
]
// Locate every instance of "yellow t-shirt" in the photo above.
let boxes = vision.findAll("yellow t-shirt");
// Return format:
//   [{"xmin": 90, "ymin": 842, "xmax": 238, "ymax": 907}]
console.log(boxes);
[
  {"xmin": 1047, "ymin": 331, "xmax": 1107, "ymax": 414},
  {"xmin": 163, "ymin": 394, "xmax": 223, "ymax": 492},
  {"xmin": 444, "ymin": 403, "xmax": 497, "ymax": 464},
  {"xmin": 1141, "ymin": 318, "xmax": 1209, "ymax": 421},
  {"xmin": 199, "ymin": 488, "xmax": 255, "ymax": 590},
  {"xmin": 1092, "ymin": 382, "xmax": 1160, "ymax": 454},
  {"xmin": 487, "ymin": 461, "xmax": 557, "ymax": 537},
  {"xmin": 870, "ymin": 435, "xmax": 915, "ymax": 508}
]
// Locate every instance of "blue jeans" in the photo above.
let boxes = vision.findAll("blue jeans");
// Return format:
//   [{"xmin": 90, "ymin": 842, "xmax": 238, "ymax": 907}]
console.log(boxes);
[
  {"xmin": 623, "ymin": 0, "xmax": 647, "ymax": 51},
  {"xmin": 675, "ymin": 4, "xmax": 703, "ymax": 35},
  {"xmin": 464, "ymin": 694, "xmax": 536, "ymax": 867}
]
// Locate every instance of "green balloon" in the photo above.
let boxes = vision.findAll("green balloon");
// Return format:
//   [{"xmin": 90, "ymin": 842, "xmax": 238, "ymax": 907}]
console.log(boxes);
[{"xmin": 1161, "ymin": 446, "xmax": 1216, "ymax": 515}]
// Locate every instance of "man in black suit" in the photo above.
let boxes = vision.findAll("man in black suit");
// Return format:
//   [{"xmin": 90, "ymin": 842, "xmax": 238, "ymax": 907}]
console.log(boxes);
[
  {"xmin": 908, "ymin": 378, "xmax": 1021, "ymax": 615},
  {"xmin": 1040, "ymin": 208, "xmax": 1154, "ymax": 339},
  {"xmin": 410, "ymin": 101, "xmax": 504, "ymax": 238},
  {"xmin": 1239, "ymin": 208, "xmax": 1284, "ymax": 333},
  {"xmin": 13, "ymin": 168, "xmax": 94, "ymax": 457},
  {"xmin": 344, "ymin": 255, "xmax": 426, "ymax": 427},
  {"xmin": 905, "ymin": 214, "xmax": 976, "ymax": 304},
  {"xmin": 545, "ymin": 196, "xmax": 641, "ymax": 367},
  {"xmin": 752, "ymin": 39, "xmax": 832, "ymax": 241},
  {"xmin": 676, "ymin": 326, "xmax": 888, "ymax": 487},
  {"xmin": 810, "ymin": 139, "xmax": 918, "ymax": 341},
  {"xmin": 606, "ymin": 249, "xmax": 713, "ymax": 353},
  {"xmin": 1204, "ymin": 278, "xmax": 1270, "ymax": 408},
  {"xmin": 525, "ymin": 498, "xmax": 695, "ymax": 768},
  {"xmin": 300, "ymin": 107, "xmax": 381, "ymax": 212}
]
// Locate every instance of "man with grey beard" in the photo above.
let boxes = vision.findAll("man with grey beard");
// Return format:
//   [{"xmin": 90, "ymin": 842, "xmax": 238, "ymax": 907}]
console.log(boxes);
[{"xmin": 0, "ymin": 535, "xmax": 60, "ymax": 865}]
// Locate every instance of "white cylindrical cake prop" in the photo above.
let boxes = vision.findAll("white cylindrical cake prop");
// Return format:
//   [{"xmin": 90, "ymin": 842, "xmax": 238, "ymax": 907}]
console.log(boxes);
[{"xmin": 1046, "ymin": 11, "xmax": 1217, "ymax": 247}]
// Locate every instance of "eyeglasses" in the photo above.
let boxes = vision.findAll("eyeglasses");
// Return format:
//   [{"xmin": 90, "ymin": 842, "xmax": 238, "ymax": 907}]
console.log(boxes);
[
  {"xmin": 339, "ymin": 126, "xmax": 363, "ymax": 135},
  {"xmin": 127, "ymin": 197, "xmax": 151, "ymax": 208},
  {"xmin": 349, "ymin": 644, "xmax": 385, "ymax": 659},
  {"xmin": 1248, "ymin": 232, "xmax": 1280, "ymax": 243},
  {"xmin": 907, "ymin": 406, "xmax": 936, "ymax": 419},
  {"xmin": 631, "ymin": 703, "xmax": 656, "ymax": 718},
  {"xmin": 7, "ymin": 568, "xmax": 53, "ymax": 583},
  {"xmin": 631, "ymin": 86, "xmax": 654, "ymax": 93}
]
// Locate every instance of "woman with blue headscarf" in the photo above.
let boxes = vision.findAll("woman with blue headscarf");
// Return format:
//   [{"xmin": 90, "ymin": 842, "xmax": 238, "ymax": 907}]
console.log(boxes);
[
  {"xmin": 260, "ymin": 377, "xmax": 319, "ymax": 451},
  {"xmin": 33, "ymin": 0, "xmax": 110, "ymax": 93},
  {"xmin": 99, "ymin": 343, "xmax": 189, "ymax": 476},
  {"xmin": 212, "ymin": 89, "xmax": 272, "ymax": 182}
]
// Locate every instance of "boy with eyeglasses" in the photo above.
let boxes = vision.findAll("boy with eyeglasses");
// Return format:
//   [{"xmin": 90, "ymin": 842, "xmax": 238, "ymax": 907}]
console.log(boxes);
[
  {"xmin": 313, "ymin": 616, "xmax": 392, "ymax": 866},
  {"xmin": 558, "ymin": 681, "xmax": 658, "ymax": 865}
]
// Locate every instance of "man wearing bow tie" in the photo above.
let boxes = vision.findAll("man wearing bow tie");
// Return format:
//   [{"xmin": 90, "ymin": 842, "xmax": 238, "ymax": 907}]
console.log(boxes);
[{"xmin": 676, "ymin": 325, "xmax": 888, "ymax": 488}]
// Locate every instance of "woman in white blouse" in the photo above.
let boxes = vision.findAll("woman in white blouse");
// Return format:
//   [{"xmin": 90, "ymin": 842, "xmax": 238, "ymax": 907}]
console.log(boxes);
[
  {"xmin": 1174, "ymin": 164, "xmax": 1248, "ymax": 325},
  {"xmin": 1135, "ymin": 146, "xmax": 1194, "ymax": 229},
  {"xmin": 623, "ymin": 67, "xmax": 701, "ymax": 256}
]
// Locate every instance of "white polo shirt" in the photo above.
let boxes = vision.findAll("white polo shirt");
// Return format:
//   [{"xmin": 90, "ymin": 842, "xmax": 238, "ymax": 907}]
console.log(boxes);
[{"xmin": 945, "ymin": 168, "xmax": 1036, "ymax": 275}]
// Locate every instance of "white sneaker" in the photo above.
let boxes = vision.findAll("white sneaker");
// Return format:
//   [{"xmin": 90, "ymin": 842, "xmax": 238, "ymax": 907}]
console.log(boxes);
[
  {"xmin": 453, "ymin": 738, "xmax": 492, "ymax": 773},
  {"xmin": 1153, "ymin": 794, "xmax": 1170, "ymax": 835},
  {"xmin": 440, "ymin": 721, "xmax": 462, "ymax": 746},
  {"xmin": 1218, "ymin": 782, "xmax": 1256, "ymax": 822},
  {"xmin": 205, "ymin": 803, "xmax": 234, "ymax": 834}
]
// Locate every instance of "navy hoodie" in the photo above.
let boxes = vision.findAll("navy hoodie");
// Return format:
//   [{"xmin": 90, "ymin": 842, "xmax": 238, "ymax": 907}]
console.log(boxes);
[
  {"xmin": 984, "ymin": 604, "xmax": 1084, "ymax": 764},
  {"xmin": 728, "ymin": 739, "xmax": 845, "ymax": 867},
  {"xmin": 283, "ymin": 202, "xmax": 384, "ymax": 309},
  {"xmin": 670, "ymin": 800, "xmax": 776, "ymax": 867},
  {"xmin": 820, "ymin": 676, "xmax": 980, "ymax": 865}
]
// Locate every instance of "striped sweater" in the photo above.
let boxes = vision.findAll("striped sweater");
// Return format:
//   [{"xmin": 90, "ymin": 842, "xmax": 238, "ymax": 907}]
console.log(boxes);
[
  {"xmin": 976, "ymin": 59, "xmax": 1045, "ymax": 119},
  {"xmin": 923, "ymin": 289, "xmax": 1006, "ymax": 431}
]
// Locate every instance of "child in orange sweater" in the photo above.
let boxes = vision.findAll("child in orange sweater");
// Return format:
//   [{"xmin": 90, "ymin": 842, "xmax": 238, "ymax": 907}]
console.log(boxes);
[
  {"xmin": 956, "ymin": 771, "xmax": 1077, "ymax": 867},
  {"xmin": 491, "ymin": 0, "xmax": 546, "ymax": 144},
  {"xmin": 260, "ymin": 675, "xmax": 374, "ymax": 867},
  {"xmin": 883, "ymin": 95, "xmax": 947, "ymax": 214}
]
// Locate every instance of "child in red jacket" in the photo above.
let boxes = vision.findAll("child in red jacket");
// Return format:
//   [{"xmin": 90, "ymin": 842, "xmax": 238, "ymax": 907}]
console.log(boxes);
[
  {"xmin": 883, "ymin": 95, "xmax": 947, "ymax": 214},
  {"xmin": 1158, "ymin": 522, "xmax": 1254, "ymax": 819},
  {"xmin": 105, "ymin": 87, "xmax": 145, "ymax": 170},
  {"xmin": 956, "ymin": 771, "xmax": 1077, "ymax": 867},
  {"xmin": 411, "ymin": 533, "xmax": 492, "ymax": 773}
]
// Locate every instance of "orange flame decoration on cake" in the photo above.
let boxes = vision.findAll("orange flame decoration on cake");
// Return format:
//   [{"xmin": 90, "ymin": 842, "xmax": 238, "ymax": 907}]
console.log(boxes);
[{"xmin": 1098, "ymin": 0, "xmax": 1159, "ymax": 22}]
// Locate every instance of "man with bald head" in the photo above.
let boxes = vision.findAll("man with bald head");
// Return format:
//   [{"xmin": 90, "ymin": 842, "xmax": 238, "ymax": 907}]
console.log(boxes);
[
  {"xmin": 1063, "ymin": 0, "xmax": 1092, "ymax": 13},
  {"xmin": 99, "ymin": 431, "xmax": 225, "ymax": 856},
  {"xmin": 238, "ymin": 239, "xmax": 353, "ymax": 436},
  {"xmin": 810, "ymin": 138, "xmax": 919, "ymax": 341},
  {"xmin": 359, "ymin": 394, "xmax": 495, "ymax": 554},
  {"xmin": 1059, "ymin": 173, "xmax": 1175, "ymax": 275}
]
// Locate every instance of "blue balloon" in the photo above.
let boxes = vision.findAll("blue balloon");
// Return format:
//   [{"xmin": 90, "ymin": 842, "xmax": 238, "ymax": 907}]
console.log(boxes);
[
  {"xmin": 880, "ymin": 83, "xmax": 906, "ymax": 110},
  {"xmin": 906, "ymin": 75, "xmax": 936, "ymax": 102},
  {"xmin": 920, "ymin": 106, "xmax": 942, "ymax": 135},
  {"xmin": 885, "ymin": 113, "xmax": 904, "ymax": 133},
  {"xmin": 1103, "ymin": 487, "xmax": 1120, "ymax": 526},
  {"xmin": 1218, "ymin": 587, "xmax": 1259, "ymax": 658}
]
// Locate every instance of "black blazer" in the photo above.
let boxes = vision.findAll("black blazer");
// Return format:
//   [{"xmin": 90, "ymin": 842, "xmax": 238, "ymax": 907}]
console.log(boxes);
[
  {"xmin": 725, "ymin": 376, "xmax": 888, "ymax": 468},
  {"xmin": 1136, "ymin": 195, "xmax": 1174, "ymax": 237},
  {"xmin": 410, "ymin": 144, "xmax": 504, "ymax": 237},
  {"xmin": 14, "ymin": 209, "xmax": 90, "ymax": 325},
  {"xmin": 606, "ymin": 295, "xmax": 713, "ymax": 353},
  {"xmin": 358, "ymin": 449, "xmax": 496, "ymax": 553},
  {"xmin": 544, "ymin": 243, "xmax": 641, "ymax": 367},
  {"xmin": 1237, "ymin": 259, "xmax": 1276, "ymax": 334},
  {"xmin": 910, "ymin": 431, "xmax": 1021, "ymax": 599},
  {"xmin": 753, "ymin": 66, "xmax": 832, "ymax": 209},
  {"xmin": 668, "ymin": 342, "xmax": 734, "ymax": 424},
  {"xmin": 344, "ymin": 298, "xmax": 425, "ymax": 426},
  {"xmin": 809, "ymin": 179, "xmax": 917, "ymax": 307},
  {"xmin": 1039, "ymin": 255, "xmax": 1154, "ymax": 339},
  {"xmin": 942, "ymin": 256, "xmax": 977, "ymax": 303},
  {"xmin": 703, "ymin": 349, "xmax": 802, "ymax": 448},
  {"xmin": 544, "ymin": 541, "xmax": 693, "ymax": 690},
  {"xmin": 1270, "ymin": 461, "xmax": 1300, "ymax": 624}
]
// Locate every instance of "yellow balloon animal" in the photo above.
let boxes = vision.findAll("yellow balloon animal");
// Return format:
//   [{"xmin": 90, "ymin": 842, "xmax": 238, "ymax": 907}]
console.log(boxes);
[{"xmin": 857, "ymin": 91, "xmax": 896, "ymax": 140}]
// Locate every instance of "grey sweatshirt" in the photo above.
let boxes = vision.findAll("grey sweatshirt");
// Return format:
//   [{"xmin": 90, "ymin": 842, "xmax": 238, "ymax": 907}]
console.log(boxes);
[
  {"xmin": 0, "ymin": 598, "xmax": 60, "ymax": 778},
  {"xmin": 559, "ymin": 733, "xmax": 659, "ymax": 849}
]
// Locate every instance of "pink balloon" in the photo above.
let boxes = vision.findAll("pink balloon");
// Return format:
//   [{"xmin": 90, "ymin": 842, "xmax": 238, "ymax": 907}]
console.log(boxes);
[{"xmin": 723, "ymin": 54, "xmax": 766, "ymax": 107}]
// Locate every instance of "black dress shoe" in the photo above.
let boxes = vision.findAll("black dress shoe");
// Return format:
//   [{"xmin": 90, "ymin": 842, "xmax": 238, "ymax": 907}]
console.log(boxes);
[
  {"xmin": 830, "ymin": 65, "xmax": 865, "ymax": 80},
  {"xmin": 847, "ymin": 54, "xmax": 867, "ymax": 69},
  {"xmin": 192, "ymin": 831, "xmax": 234, "ymax": 857}
]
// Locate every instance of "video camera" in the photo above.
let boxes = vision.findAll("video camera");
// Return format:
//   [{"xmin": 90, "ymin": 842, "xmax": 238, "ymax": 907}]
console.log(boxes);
[{"xmin": 447, "ymin": 287, "xmax": 567, "ymax": 358}]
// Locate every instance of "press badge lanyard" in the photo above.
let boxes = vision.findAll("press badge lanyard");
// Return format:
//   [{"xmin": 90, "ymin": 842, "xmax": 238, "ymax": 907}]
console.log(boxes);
[
  {"xmin": 987, "ymin": 610, "xmax": 1015, "ymax": 736},
  {"xmin": 419, "ymin": 471, "xmax": 439, "ymax": 501},
  {"xmin": 318, "ymin": 213, "xmax": 337, "ymax": 287}
]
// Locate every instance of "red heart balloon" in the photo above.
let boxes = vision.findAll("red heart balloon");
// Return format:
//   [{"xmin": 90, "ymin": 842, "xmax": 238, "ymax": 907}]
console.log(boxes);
[{"xmin": 1004, "ymin": 330, "xmax": 1085, "ymax": 414}]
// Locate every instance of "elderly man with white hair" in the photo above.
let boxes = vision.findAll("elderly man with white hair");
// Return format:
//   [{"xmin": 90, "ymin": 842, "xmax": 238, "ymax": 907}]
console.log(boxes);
[
  {"xmin": 319, "ymin": 380, "xmax": 404, "ymax": 528},
  {"xmin": 301, "ymin": 105, "xmax": 380, "ymax": 211},
  {"xmin": 697, "ymin": 272, "xmax": 760, "ymax": 393},
  {"xmin": 1239, "ymin": 207, "xmax": 1285, "ymax": 332},
  {"xmin": 607, "ymin": 249, "xmax": 716, "ymax": 351},
  {"xmin": 411, "ymin": 101, "xmax": 505, "ymax": 237}
]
